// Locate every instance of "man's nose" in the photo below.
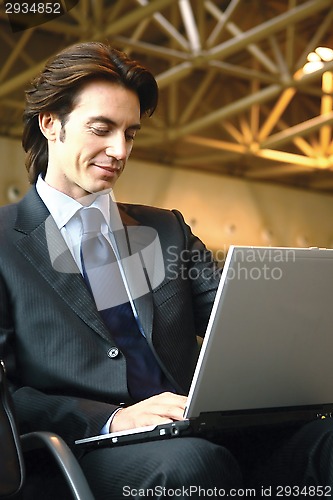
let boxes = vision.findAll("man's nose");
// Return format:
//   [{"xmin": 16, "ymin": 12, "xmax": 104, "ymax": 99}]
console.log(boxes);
[{"xmin": 105, "ymin": 134, "xmax": 128, "ymax": 160}]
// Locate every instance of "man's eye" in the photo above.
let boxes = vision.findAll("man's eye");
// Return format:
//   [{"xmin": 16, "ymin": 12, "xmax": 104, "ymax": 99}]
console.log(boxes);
[
  {"xmin": 126, "ymin": 134, "xmax": 135, "ymax": 141},
  {"xmin": 91, "ymin": 127, "xmax": 108, "ymax": 136}
]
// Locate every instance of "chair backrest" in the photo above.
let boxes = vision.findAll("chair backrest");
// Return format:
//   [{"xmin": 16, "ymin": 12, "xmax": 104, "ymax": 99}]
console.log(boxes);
[{"xmin": 0, "ymin": 360, "xmax": 25, "ymax": 498}]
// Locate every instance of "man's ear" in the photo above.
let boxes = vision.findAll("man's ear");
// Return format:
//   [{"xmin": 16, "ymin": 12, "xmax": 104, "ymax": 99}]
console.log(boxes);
[{"xmin": 39, "ymin": 112, "xmax": 60, "ymax": 141}]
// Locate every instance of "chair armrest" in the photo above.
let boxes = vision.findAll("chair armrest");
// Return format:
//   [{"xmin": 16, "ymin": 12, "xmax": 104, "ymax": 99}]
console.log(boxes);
[{"xmin": 21, "ymin": 432, "xmax": 95, "ymax": 500}]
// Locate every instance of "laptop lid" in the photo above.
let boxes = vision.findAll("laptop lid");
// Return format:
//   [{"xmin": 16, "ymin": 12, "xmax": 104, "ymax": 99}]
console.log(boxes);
[{"xmin": 185, "ymin": 245, "xmax": 333, "ymax": 419}]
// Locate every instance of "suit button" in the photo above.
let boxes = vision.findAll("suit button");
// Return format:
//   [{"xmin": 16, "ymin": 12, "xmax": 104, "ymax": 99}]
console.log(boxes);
[{"xmin": 107, "ymin": 347, "xmax": 119, "ymax": 358}]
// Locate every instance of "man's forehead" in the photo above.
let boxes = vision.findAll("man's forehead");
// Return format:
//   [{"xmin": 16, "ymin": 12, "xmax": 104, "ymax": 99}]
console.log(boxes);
[
  {"xmin": 76, "ymin": 80, "xmax": 138, "ymax": 102},
  {"xmin": 72, "ymin": 80, "xmax": 140, "ymax": 118}
]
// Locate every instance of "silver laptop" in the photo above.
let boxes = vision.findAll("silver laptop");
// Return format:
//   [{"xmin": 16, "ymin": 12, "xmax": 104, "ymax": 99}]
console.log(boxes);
[{"xmin": 76, "ymin": 245, "xmax": 333, "ymax": 448}]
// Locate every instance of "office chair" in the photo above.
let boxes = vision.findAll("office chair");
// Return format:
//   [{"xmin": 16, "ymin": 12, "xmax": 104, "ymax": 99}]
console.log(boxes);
[{"xmin": 0, "ymin": 360, "xmax": 95, "ymax": 499}]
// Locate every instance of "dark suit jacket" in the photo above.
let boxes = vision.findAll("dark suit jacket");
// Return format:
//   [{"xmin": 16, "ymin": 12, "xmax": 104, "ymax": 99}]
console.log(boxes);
[{"xmin": 0, "ymin": 186, "xmax": 220, "ymax": 448}]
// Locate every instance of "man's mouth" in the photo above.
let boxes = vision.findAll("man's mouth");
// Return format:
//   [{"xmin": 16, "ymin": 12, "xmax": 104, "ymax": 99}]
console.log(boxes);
[{"xmin": 93, "ymin": 163, "xmax": 122, "ymax": 172}]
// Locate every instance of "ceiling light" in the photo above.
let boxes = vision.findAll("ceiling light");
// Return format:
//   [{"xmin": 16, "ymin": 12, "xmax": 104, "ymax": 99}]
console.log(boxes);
[
  {"xmin": 315, "ymin": 47, "xmax": 333, "ymax": 62},
  {"xmin": 307, "ymin": 52, "xmax": 321, "ymax": 62},
  {"xmin": 302, "ymin": 46, "xmax": 333, "ymax": 74},
  {"xmin": 303, "ymin": 61, "xmax": 325, "ymax": 74}
]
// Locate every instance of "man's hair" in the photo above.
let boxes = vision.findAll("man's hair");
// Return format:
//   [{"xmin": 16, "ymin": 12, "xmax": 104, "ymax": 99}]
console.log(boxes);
[{"xmin": 22, "ymin": 42, "xmax": 158, "ymax": 184}]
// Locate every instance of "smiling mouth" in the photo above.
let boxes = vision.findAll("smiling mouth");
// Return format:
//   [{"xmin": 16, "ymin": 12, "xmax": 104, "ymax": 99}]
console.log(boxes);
[{"xmin": 94, "ymin": 163, "xmax": 122, "ymax": 171}]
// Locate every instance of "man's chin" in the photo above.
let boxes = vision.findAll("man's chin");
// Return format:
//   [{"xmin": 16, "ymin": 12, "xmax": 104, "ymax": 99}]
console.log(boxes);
[
  {"xmin": 93, "ymin": 187, "xmax": 113, "ymax": 196},
  {"xmin": 78, "ymin": 187, "xmax": 113, "ymax": 206}
]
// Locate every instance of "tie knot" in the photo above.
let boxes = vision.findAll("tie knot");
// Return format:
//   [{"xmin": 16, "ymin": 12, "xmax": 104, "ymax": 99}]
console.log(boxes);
[{"xmin": 80, "ymin": 207, "xmax": 104, "ymax": 235}]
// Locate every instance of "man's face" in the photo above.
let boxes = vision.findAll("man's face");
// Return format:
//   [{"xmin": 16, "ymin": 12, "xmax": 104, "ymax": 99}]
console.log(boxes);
[{"xmin": 42, "ymin": 79, "xmax": 141, "ymax": 200}]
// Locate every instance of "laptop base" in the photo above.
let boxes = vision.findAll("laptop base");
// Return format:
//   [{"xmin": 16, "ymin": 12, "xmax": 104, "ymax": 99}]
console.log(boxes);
[{"xmin": 75, "ymin": 404, "xmax": 333, "ymax": 449}]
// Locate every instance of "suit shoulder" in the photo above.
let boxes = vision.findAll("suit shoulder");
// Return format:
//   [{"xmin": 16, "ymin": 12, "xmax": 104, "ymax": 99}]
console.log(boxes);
[
  {"xmin": 0, "ymin": 202, "xmax": 18, "ymax": 230},
  {"xmin": 118, "ymin": 202, "xmax": 185, "ymax": 226}
]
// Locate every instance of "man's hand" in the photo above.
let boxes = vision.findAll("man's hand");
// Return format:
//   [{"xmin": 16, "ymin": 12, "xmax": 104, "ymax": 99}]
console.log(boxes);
[{"xmin": 110, "ymin": 392, "xmax": 187, "ymax": 433}]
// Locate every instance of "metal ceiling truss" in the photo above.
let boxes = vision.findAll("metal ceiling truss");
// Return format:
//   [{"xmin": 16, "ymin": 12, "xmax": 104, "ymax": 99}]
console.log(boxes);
[{"xmin": 0, "ymin": 0, "xmax": 333, "ymax": 192}]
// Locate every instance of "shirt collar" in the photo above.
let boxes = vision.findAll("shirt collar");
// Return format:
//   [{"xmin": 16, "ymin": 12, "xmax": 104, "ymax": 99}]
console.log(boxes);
[{"xmin": 36, "ymin": 175, "xmax": 113, "ymax": 230}]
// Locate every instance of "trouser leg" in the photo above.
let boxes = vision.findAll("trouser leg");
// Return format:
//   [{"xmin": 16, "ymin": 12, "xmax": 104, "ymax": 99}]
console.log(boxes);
[
  {"xmin": 80, "ymin": 436, "xmax": 243, "ymax": 499},
  {"xmin": 235, "ymin": 419, "xmax": 333, "ymax": 498}
]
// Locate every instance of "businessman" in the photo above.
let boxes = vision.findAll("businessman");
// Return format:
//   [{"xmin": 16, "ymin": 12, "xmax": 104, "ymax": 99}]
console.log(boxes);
[
  {"xmin": 0, "ymin": 42, "xmax": 332, "ymax": 498},
  {"xmin": 0, "ymin": 41, "xmax": 243, "ymax": 498}
]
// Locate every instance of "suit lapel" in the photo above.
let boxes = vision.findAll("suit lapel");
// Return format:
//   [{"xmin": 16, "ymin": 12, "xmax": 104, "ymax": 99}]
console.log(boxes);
[{"xmin": 14, "ymin": 188, "xmax": 113, "ymax": 343}]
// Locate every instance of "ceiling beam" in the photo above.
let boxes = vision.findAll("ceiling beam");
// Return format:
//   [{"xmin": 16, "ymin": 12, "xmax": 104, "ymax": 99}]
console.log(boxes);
[
  {"xmin": 93, "ymin": 0, "xmax": 176, "ymax": 39},
  {"xmin": 206, "ymin": 1, "xmax": 278, "ymax": 74},
  {"xmin": 167, "ymin": 60, "xmax": 333, "ymax": 138},
  {"xmin": 135, "ymin": 0, "xmax": 189, "ymax": 50},
  {"xmin": 0, "ymin": 59, "xmax": 47, "ymax": 98},
  {"xmin": 0, "ymin": 29, "xmax": 34, "ymax": 82},
  {"xmin": 261, "ymin": 112, "xmax": 333, "ymax": 150},
  {"xmin": 206, "ymin": 0, "xmax": 332, "ymax": 62},
  {"xmin": 112, "ymin": 36, "xmax": 188, "ymax": 62}
]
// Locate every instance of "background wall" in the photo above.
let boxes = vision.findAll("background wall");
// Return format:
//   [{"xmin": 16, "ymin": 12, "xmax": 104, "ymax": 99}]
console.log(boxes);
[
  {"xmin": 0, "ymin": 137, "xmax": 29, "ymax": 205},
  {"xmin": 2, "ymin": 137, "xmax": 333, "ymax": 258},
  {"xmin": 115, "ymin": 160, "xmax": 333, "ymax": 259}
]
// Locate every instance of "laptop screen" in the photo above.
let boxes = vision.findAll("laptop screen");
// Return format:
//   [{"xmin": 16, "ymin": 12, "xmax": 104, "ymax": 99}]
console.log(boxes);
[{"xmin": 185, "ymin": 246, "xmax": 333, "ymax": 419}]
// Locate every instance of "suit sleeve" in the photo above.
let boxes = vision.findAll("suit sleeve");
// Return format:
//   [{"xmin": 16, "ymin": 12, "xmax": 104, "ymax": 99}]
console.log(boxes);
[
  {"xmin": 12, "ymin": 386, "xmax": 117, "ymax": 450},
  {"xmin": 171, "ymin": 209, "xmax": 221, "ymax": 337}
]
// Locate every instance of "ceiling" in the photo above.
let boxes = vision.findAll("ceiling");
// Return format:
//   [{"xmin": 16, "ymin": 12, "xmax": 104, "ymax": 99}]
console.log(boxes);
[{"xmin": 1, "ymin": 0, "xmax": 333, "ymax": 193}]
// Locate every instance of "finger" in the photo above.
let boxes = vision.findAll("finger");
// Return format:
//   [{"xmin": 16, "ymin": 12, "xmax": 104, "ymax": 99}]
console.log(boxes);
[
  {"xmin": 151, "ymin": 392, "xmax": 187, "ymax": 409},
  {"xmin": 155, "ymin": 404, "xmax": 186, "ymax": 421},
  {"xmin": 148, "ymin": 401, "xmax": 187, "ymax": 421}
]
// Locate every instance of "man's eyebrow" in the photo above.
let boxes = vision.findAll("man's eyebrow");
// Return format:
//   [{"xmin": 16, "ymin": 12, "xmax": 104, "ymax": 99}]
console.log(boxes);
[{"xmin": 87, "ymin": 116, "xmax": 141, "ymax": 130}]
